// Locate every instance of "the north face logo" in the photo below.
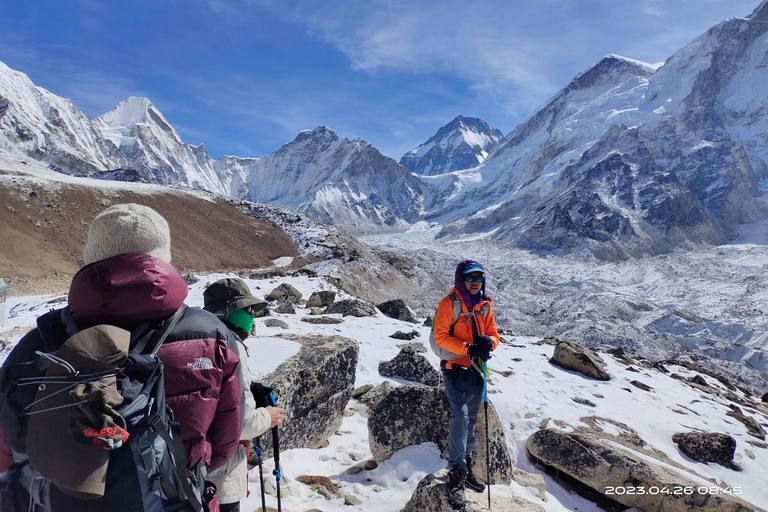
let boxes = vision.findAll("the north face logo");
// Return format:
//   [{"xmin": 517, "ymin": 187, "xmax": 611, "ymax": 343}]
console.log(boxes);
[{"xmin": 187, "ymin": 357, "xmax": 214, "ymax": 371}]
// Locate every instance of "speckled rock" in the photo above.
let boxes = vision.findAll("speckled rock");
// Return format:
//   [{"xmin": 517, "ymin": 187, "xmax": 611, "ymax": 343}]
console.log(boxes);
[
  {"xmin": 672, "ymin": 432, "xmax": 739, "ymax": 469},
  {"xmin": 368, "ymin": 385, "xmax": 512, "ymax": 484},
  {"xmin": 378, "ymin": 346, "xmax": 442, "ymax": 386},
  {"xmin": 252, "ymin": 334, "xmax": 358, "ymax": 459}
]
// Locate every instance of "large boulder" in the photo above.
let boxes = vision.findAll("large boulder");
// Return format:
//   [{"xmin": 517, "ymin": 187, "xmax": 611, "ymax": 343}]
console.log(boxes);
[
  {"xmin": 400, "ymin": 470, "xmax": 544, "ymax": 512},
  {"xmin": 527, "ymin": 428, "xmax": 758, "ymax": 512},
  {"xmin": 672, "ymin": 432, "xmax": 739, "ymax": 469},
  {"xmin": 253, "ymin": 334, "xmax": 358, "ymax": 458},
  {"xmin": 368, "ymin": 385, "xmax": 513, "ymax": 484},
  {"xmin": 266, "ymin": 283, "xmax": 303, "ymax": 303},
  {"xmin": 324, "ymin": 299, "xmax": 376, "ymax": 317},
  {"xmin": 377, "ymin": 299, "xmax": 418, "ymax": 323},
  {"xmin": 378, "ymin": 346, "xmax": 442, "ymax": 386},
  {"xmin": 550, "ymin": 340, "xmax": 610, "ymax": 380},
  {"xmin": 306, "ymin": 290, "xmax": 336, "ymax": 308}
]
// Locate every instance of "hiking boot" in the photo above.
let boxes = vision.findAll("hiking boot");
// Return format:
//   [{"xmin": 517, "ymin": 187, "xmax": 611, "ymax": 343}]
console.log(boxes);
[
  {"xmin": 447, "ymin": 463, "xmax": 467, "ymax": 489},
  {"xmin": 465, "ymin": 456, "xmax": 486, "ymax": 493},
  {"xmin": 446, "ymin": 464, "xmax": 468, "ymax": 510}
]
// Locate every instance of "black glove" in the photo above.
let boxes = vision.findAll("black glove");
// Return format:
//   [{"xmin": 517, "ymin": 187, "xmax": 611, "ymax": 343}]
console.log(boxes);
[
  {"xmin": 467, "ymin": 343, "xmax": 492, "ymax": 361},
  {"xmin": 474, "ymin": 334, "xmax": 494, "ymax": 348},
  {"xmin": 250, "ymin": 382, "xmax": 276, "ymax": 407}
]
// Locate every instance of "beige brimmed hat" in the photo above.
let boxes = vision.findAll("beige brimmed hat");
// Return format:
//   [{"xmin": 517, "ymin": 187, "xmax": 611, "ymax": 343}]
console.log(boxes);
[{"xmin": 26, "ymin": 325, "xmax": 130, "ymax": 498}]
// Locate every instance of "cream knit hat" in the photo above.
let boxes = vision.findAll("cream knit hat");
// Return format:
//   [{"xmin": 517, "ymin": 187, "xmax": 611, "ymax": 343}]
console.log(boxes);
[{"xmin": 84, "ymin": 203, "xmax": 172, "ymax": 265}]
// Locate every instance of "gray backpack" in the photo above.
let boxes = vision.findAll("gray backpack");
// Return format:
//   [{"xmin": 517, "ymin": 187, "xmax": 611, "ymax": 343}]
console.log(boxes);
[{"xmin": 429, "ymin": 293, "xmax": 489, "ymax": 361}]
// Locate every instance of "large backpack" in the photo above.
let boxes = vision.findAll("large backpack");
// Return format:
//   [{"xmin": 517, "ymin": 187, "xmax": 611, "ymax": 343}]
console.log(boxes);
[
  {"xmin": 0, "ymin": 305, "xmax": 209, "ymax": 512},
  {"xmin": 429, "ymin": 292, "xmax": 490, "ymax": 361}
]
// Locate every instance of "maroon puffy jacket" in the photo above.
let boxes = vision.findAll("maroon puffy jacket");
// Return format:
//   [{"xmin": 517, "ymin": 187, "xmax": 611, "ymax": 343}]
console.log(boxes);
[{"xmin": 0, "ymin": 253, "xmax": 241, "ymax": 471}]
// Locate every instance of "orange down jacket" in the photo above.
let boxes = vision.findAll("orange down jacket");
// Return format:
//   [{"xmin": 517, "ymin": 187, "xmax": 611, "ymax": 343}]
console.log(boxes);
[{"xmin": 433, "ymin": 287, "xmax": 500, "ymax": 369}]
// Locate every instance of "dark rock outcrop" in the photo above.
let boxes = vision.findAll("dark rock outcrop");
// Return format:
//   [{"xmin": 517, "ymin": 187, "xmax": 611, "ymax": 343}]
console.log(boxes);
[
  {"xmin": 376, "ymin": 299, "xmax": 418, "ymax": 323},
  {"xmin": 550, "ymin": 340, "xmax": 610, "ymax": 380},
  {"xmin": 672, "ymin": 432, "xmax": 739, "ymax": 470},
  {"xmin": 323, "ymin": 299, "xmax": 376, "ymax": 317},
  {"xmin": 378, "ymin": 346, "xmax": 441, "ymax": 386},
  {"xmin": 389, "ymin": 330, "xmax": 420, "ymax": 340},
  {"xmin": 252, "ymin": 334, "xmax": 358, "ymax": 459},
  {"xmin": 367, "ymin": 385, "xmax": 513, "ymax": 484}
]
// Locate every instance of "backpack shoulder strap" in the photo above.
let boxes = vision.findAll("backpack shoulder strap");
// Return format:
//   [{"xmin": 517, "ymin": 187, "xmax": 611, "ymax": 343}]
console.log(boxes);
[
  {"xmin": 448, "ymin": 293, "xmax": 463, "ymax": 336},
  {"xmin": 131, "ymin": 305, "xmax": 188, "ymax": 355},
  {"xmin": 35, "ymin": 308, "xmax": 69, "ymax": 352}
]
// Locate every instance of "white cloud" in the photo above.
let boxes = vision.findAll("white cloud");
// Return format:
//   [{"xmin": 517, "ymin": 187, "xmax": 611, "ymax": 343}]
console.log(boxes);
[{"xmin": 253, "ymin": 0, "xmax": 760, "ymax": 119}]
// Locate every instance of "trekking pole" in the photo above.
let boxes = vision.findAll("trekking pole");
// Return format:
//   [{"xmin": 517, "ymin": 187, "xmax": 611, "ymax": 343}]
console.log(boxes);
[
  {"xmin": 254, "ymin": 437, "xmax": 267, "ymax": 512},
  {"xmin": 267, "ymin": 389, "xmax": 283, "ymax": 512},
  {"xmin": 482, "ymin": 360, "xmax": 491, "ymax": 509}
]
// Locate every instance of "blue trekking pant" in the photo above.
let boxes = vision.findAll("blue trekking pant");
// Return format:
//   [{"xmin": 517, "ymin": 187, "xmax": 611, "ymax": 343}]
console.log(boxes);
[{"xmin": 443, "ymin": 368, "xmax": 483, "ymax": 466}]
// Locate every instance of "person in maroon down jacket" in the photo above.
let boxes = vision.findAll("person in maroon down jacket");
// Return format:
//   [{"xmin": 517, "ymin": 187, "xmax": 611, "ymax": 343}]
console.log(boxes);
[{"xmin": 0, "ymin": 203, "xmax": 241, "ymax": 512}]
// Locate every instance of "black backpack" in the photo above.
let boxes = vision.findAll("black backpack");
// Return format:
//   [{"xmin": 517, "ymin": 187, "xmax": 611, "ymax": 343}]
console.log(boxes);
[{"xmin": 0, "ymin": 305, "xmax": 209, "ymax": 512}]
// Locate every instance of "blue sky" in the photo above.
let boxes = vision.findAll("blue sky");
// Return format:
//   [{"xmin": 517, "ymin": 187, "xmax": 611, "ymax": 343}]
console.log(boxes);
[{"xmin": 0, "ymin": 0, "xmax": 762, "ymax": 160}]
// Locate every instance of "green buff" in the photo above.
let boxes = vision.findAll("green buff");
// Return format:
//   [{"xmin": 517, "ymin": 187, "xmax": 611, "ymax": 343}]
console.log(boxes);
[{"xmin": 220, "ymin": 308, "xmax": 254, "ymax": 337}]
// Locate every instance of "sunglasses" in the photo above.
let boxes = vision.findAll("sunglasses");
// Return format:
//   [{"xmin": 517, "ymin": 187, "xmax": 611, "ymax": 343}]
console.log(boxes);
[
  {"xmin": 245, "ymin": 304, "xmax": 263, "ymax": 316},
  {"xmin": 464, "ymin": 274, "xmax": 484, "ymax": 283}
]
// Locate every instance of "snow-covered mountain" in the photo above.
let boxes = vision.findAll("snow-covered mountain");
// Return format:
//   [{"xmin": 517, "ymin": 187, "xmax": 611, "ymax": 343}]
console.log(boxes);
[
  {"xmin": 0, "ymin": 63, "xmax": 226, "ymax": 194},
  {"xmin": 213, "ymin": 155, "xmax": 258, "ymax": 197},
  {"xmin": 0, "ymin": 61, "xmax": 114, "ymax": 174},
  {"xmin": 237, "ymin": 126, "xmax": 425, "ymax": 234},
  {"xmin": 2, "ymin": 1, "xmax": 768, "ymax": 254},
  {"xmin": 93, "ymin": 97, "xmax": 225, "ymax": 193},
  {"xmin": 399, "ymin": 115, "xmax": 503, "ymax": 175},
  {"xmin": 434, "ymin": 1, "xmax": 768, "ymax": 258}
]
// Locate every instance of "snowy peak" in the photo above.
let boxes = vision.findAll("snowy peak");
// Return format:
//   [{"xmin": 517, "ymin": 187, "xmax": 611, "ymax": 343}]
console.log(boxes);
[
  {"xmin": 566, "ymin": 55, "xmax": 656, "ymax": 93},
  {"xmin": 98, "ymin": 96, "xmax": 153, "ymax": 127},
  {"xmin": 294, "ymin": 125, "xmax": 340, "ymax": 145},
  {"xmin": 400, "ymin": 115, "xmax": 503, "ymax": 175},
  {"xmin": 94, "ymin": 96, "xmax": 181, "ymax": 148},
  {"xmin": 238, "ymin": 125, "xmax": 424, "ymax": 234},
  {"xmin": 0, "ymin": 60, "xmax": 114, "ymax": 173}
]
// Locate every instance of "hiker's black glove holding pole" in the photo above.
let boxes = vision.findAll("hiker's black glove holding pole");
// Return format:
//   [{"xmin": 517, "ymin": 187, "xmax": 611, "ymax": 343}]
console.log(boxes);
[
  {"xmin": 250, "ymin": 382, "xmax": 285, "ymax": 427},
  {"xmin": 474, "ymin": 334, "xmax": 494, "ymax": 348},
  {"xmin": 467, "ymin": 342, "xmax": 492, "ymax": 361}
]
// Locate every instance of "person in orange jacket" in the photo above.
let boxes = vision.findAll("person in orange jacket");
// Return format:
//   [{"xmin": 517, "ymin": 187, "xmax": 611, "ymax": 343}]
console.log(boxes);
[{"xmin": 432, "ymin": 260, "xmax": 499, "ymax": 502}]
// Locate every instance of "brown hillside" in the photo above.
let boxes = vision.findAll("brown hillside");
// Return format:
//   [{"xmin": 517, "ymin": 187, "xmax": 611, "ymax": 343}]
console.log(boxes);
[{"xmin": 0, "ymin": 181, "xmax": 299, "ymax": 294}]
